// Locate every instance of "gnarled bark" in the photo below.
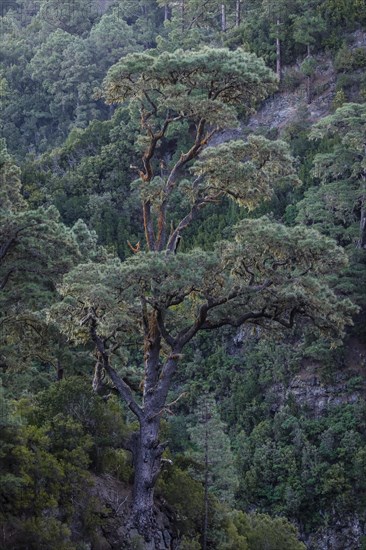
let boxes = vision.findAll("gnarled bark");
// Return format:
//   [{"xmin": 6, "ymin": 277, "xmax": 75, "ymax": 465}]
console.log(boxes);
[{"xmin": 129, "ymin": 418, "xmax": 163, "ymax": 541}]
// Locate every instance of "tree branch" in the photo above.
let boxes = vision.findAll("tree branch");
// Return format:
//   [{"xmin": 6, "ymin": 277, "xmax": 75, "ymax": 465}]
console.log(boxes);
[
  {"xmin": 148, "ymin": 353, "xmax": 182, "ymax": 414},
  {"xmin": 0, "ymin": 225, "xmax": 29, "ymax": 263},
  {"xmin": 156, "ymin": 119, "xmax": 219, "ymax": 251},
  {"xmin": 166, "ymin": 193, "xmax": 220, "ymax": 253},
  {"xmin": 201, "ymin": 306, "xmax": 300, "ymax": 331},
  {"xmin": 156, "ymin": 309, "xmax": 175, "ymax": 348},
  {"xmin": 143, "ymin": 200, "xmax": 155, "ymax": 251},
  {"xmin": 89, "ymin": 316, "xmax": 143, "ymax": 421},
  {"xmin": 0, "ymin": 268, "xmax": 15, "ymax": 290}
]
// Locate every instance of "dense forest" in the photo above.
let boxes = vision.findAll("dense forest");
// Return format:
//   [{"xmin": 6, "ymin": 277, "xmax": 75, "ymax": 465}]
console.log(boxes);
[{"xmin": 1, "ymin": 1, "xmax": 366, "ymax": 548}]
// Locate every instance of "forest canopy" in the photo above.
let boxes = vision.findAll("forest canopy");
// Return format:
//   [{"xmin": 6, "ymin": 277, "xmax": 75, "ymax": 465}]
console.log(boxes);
[{"xmin": 1, "ymin": 1, "xmax": 366, "ymax": 549}]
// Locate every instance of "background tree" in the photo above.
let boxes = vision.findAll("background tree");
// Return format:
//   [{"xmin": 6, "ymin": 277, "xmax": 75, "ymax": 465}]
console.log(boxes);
[
  {"xmin": 295, "ymin": 103, "xmax": 366, "ymax": 326},
  {"xmin": 188, "ymin": 395, "xmax": 239, "ymax": 548},
  {"xmin": 307, "ymin": 103, "xmax": 366, "ymax": 250},
  {"xmin": 0, "ymin": 139, "xmax": 106, "ymax": 380},
  {"xmin": 261, "ymin": 0, "xmax": 298, "ymax": 79}
]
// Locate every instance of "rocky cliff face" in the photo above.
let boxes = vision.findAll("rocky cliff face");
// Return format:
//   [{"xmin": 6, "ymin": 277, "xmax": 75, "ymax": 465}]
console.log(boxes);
[
  {"xmin": 268, "ymin": 336, "xmax": 366, "ymax": 417},
  {"xmin": 210, "ymin": 50, "xmax": 337, "ymax": 149},
  {"xmin": 233, "ymin": 326, "xmax": 366, "ymax": 417},
  {"xmin": 212, "ymin": 30, "xmax": 366, "ymax": 149},
  {"xmin": 306, "ymin": 514, "xmax": 365, "ymax": 550},
  {"xmin": 269, "ymin": 367, "xmax": 363, "ymax": 417},
  {"xmin": 248, "ymin": 54, "xmax": 337, "ymax": 134}
]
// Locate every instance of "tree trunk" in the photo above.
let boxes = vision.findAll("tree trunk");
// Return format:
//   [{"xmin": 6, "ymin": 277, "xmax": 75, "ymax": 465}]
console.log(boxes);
[
  {"xmin": 235, "ymin": 0, "xmax": 241, "ymax": 27},
  {"xmin": 56, "ymin": 359, "xmax": 64, "ymax": 381},
  {"xmin": 89, "ymin": 315, "xmax": 183, "ymax": 544},
  {"xmin": 130, "ymin": 416, "xmax": 162, "ymax": 540},
  {"xmin": 359, "ymin": 174, "xmax": 366, "ymax": 249},
  {"xmin": 128, "ymin": 322, "xmax": 173, "ymax": 543},
  {"xmin": 307, "ymin": 75, "xmax": 311, "ymax": 104},
  {"xmin": 221, "ymin": 4, "xmax": 226, "ymax": 32},
  {"xmin": 276, "ymin": 19, "xmax": 281, "ymax": 81},
  {"xmin": 306, "ymin": 45, "xmax": 312, "ymax": 104},
  {"xmin": 164, "ymin": 4, "xmax": 171, "ymax": 22},
  {"xmin": 202, "ymin": 401, "xmax": 209, "ymax": 550}
]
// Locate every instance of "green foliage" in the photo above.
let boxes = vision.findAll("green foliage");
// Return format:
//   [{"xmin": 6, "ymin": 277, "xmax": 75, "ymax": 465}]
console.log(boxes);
[
  {"xmin": 27, "ymin": 108, "xmax": 140, "ymax": 258},
  {"xmin": 332, "ymin": 89, "xmax": 347, "ymax": 110},
  {"xmin": 51, "ymin": 215, "xmax": 355, "ymax": 370},
  {"xmin": 0, "ymin": 138, "xmax": 25, "ymax": 212},
  {"xmin": 102, "ymin": 48, "xmax": 278, "ymax": 153},
  {"xmin": 296, "ymin": 103, "xmax": 366, "ymax": 311},
  {"xmin": 300, "ymin": 56, "xmax": 317, "ymax": 78},
  {"xmin": 291, "ymin": 10, "xmax": 326, "ymax": 54},
  {"xmin": 235, "ymin": 401, "xmax": 366, "ymax": 531},
  {"xmin": 245, "ymin": 513, "xmax": 306, "ymax": 549},
  {"xmin": 10, "ymin": 517, "xmax": 76, "ymax": 550},
  {"xmin": 0, "ymin": 141, "xmax": 99, "ymax": 376},
  {"xmin": 0, "ymin": 377, "xmax": 131, "ymax": 548},
  {"xmin": 335, "ymin": 44, "xmax": 366, "ymax": 72},
  {"xmin": 33, "ymin": 377, "xmax": 129, "ymax": 469},
  {"xmin": 100, "ymin": 448, "xmax": 133, "ymax": 482},
  {"xmin": 1, "ymin": 2, "xmax": 365, "ymax": 548},
  {"xmin": 321, "ymin": 0, "xmax": 366, "ymax": 27},
  {"xmin": 179, "ymin": 535, "xmax": 201, "ymax": 550},
  {"xmin": 158, "ymin": 459, "xmax": 205, "ymax": 536},
  {"xmin": 0, "ymin": 398, "xmax": 89, "ymax": 549},
  {"xmin": 213, "ymin": 508, "xmax": 305, "ymax": 549},
  {"xmin": 192, "ymin": 135, "xmax": 300, "ymax": 210}
]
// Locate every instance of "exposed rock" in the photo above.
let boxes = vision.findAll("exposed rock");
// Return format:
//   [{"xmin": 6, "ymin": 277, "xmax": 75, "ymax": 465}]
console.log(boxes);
[
  {"xmin": 352, "ymin": 30, "xmax": 366, "ymax": 48},
  {"xmin": 248, "ymin": 55, "xmax": 336, "ymax": 134},
  {"xmin": 213, "ymin": 29, "xmax": 366, "ymax": 150},
  {"xmin": 269, "ymin": 371, "xmax": 362, "ymax": 416},
  {"xmin": 306, "ymin": 514, "xmax": 365, "ymax": 550},
  {"xmin": 267, "ymin": 336, "xmax": 366, "ymax": 416},
  {"xmin": 209, "ymin": 52, "xmax": 338, "ymax": 151}
]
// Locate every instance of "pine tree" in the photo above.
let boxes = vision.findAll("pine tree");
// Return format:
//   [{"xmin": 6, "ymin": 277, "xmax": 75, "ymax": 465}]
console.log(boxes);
[
  {"xmin": 51, "ymin": 47, "xmax": 356, "ymax": 544},
  {"xmin": 0, "ymin": 139, "xmax": 102, "ymax": 376},
  {"xmin": 188, "ymin": 396, "xmax": 239, "ymax": 548}
]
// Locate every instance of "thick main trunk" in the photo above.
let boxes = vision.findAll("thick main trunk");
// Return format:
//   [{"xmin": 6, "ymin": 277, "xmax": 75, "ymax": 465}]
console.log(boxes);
[
  {"xmin": 130, "ymin": 418, "xmax": 162, "ymax": 543},
  {"xmin": 128, "ymin": 325, "xmax": 164, "ymax": 540}
]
